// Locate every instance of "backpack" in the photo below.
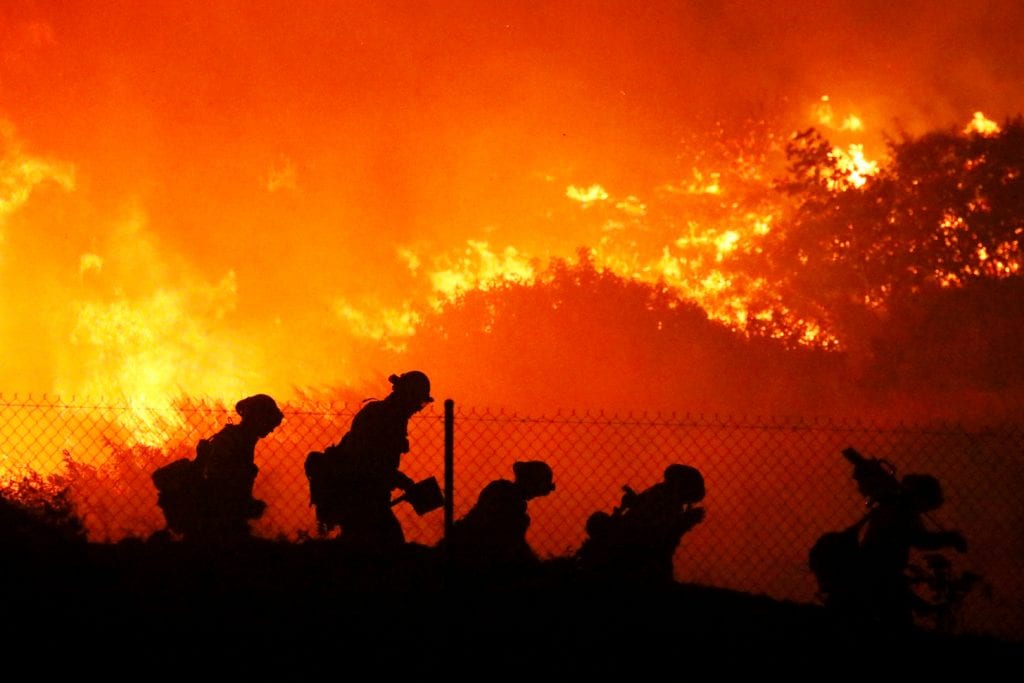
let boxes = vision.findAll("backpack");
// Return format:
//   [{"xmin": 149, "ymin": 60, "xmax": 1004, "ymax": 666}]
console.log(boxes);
[
  {"xmin": 152, "ymin": 457, "xmax": 203, "ymax": 534},
  {"xmin": 304, "ymin": 443, "xmax": 358, "ymax": 529},
  {"xmin": 808, "ymin": 515, "xmax": 869, "ymax": 600}
]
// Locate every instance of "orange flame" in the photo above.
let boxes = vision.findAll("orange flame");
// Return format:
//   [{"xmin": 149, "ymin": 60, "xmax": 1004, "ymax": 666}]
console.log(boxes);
[
  {"xmin": 0, "ymin": 60, "xmax": 1016, "ymax": 452},
  {"xmin": 965, "ymin": 111, "xmax": 1000, "ymax": 136}
]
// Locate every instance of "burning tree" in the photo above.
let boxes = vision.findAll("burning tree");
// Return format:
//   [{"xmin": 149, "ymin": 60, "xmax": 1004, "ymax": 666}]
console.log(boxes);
[
  {"xmin": 734, "ymin": 116, "xmax": 1024, "ymax": 410},
  {"xmin": 764, "ymin": 116, "xmax": 1024, "ymax": 332}
]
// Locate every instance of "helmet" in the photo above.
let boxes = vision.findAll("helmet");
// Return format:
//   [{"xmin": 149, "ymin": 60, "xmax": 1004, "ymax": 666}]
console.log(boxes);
[
  {"xmin": 389, "ymin": 371, "xmax": 434, "ymax": 403},
  {"xmin": 663, "ymin": 464, "xmax": 705, "ymax": 503},
  {"xmin": 585, "ymin": 510, "xmax": 614, "ymax": 539},
  {"xmin": 235, "ymin": 394, "xmax": 284, "ymax": 428},
  {"xmin": 512, "ymin": 460, "xmax": 555, "ymax": 497}
]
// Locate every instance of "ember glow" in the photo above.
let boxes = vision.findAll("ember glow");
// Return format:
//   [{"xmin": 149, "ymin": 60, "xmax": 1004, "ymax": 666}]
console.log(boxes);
[{"xmin": 2, "ymin": 0, "xmax": 1024, "ymax": 449}]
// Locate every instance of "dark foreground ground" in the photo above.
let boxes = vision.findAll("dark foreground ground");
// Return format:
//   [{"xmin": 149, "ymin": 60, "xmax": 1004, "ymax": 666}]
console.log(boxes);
[{"xmin": 3, "ymin": 533, "xmax": 1022, "ymax": 675}]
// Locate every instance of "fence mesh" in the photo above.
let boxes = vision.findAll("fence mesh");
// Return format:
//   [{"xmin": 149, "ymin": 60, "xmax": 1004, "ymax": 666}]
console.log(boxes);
[{"xmin": 1, "ymin": 395, "xmax": 1021, "ymax": 642}]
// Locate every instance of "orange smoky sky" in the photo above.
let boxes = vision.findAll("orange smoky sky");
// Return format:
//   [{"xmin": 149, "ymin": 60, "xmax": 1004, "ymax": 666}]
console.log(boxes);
[{"xmin": 2, "ymin": 0, "xmax": 1023, "ymax": 412}]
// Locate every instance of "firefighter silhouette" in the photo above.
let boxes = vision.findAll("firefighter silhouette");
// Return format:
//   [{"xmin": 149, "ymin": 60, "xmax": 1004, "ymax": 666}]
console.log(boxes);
[
  {"xmin": 305, "ymin": 371, "xmax": 436, "ymax": 553},
  {"xmin": 576, "ymin": 464, "xmax": 706, "ymax": 585},
  {"xmin": 152, "ymin": 394, "xmax": 284, "ymax": 543},
  {"xmin": 443, "ymin": 460, "xmax": 556, "ymax": 574}
]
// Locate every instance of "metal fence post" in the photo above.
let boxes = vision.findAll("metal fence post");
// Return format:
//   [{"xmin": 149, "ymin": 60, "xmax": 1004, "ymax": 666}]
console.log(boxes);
[{"xmin": 444, "ymin": 398, "xmax": 454, "ymax": 540}]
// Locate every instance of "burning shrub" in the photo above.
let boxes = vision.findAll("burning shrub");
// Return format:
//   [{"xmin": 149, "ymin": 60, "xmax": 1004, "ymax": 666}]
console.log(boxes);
[{"xmin": 0, "ymin": 458, "xmax": 87, "ymax": 546}]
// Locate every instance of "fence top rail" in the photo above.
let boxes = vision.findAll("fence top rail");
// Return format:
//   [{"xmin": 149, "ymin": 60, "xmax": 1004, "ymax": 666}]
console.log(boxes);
[
  {"xmin": 2, "ymin": 395, "xmax": 1023, "ymax": 436},
  {"xmin": 448, "ymin": 406, "xmax": 1024, "ymax": 435}
]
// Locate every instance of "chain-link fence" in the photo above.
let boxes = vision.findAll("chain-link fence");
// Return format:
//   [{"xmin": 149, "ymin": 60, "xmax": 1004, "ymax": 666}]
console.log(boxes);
[{"xmin": 1, "ymin": 395, "xmax": 1022, "ymax": 643}]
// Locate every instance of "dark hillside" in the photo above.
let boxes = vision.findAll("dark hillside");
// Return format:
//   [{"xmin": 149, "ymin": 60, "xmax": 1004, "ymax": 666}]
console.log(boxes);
[{"xmin": 3, "ymin": 529, "xmax": 1019, "ymax": 675}]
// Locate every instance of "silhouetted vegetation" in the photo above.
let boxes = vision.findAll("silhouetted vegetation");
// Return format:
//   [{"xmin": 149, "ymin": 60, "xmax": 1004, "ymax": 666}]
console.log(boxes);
[
  {"xmin": 0, "ymin": 457, "xmax": 87, "ymax": 545},
  {"xmin": 756, "ymin": 119, "xmax": 1024, "ymax": 403},
  {"xmin": 774, "ymin": 118, "xmax": 1024, "ymax": 305},
  {"xmin": 401, "ymin": 253, "xmax": 847, "ymax": 415},
  {"xmin": 387, "ymin": 118, "xmax": 1024, "ymax": 421}
]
